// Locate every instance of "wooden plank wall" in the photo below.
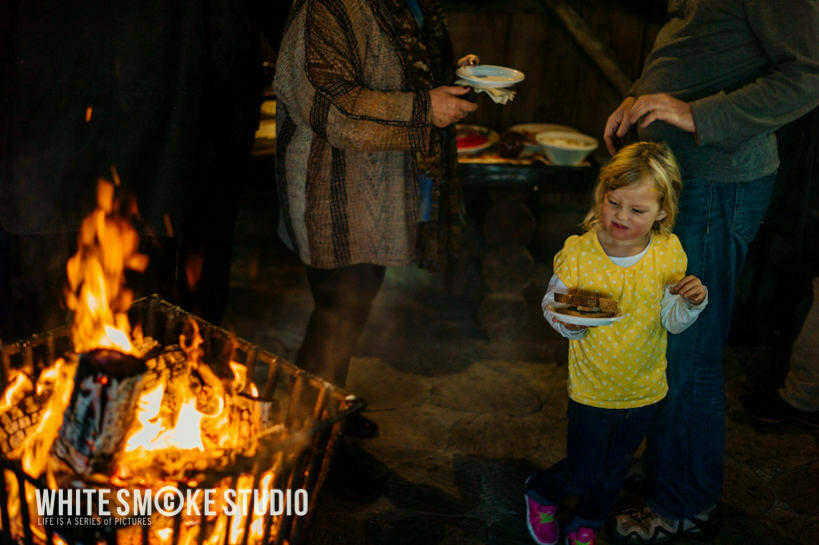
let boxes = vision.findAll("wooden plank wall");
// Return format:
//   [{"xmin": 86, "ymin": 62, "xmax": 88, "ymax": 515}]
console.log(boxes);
[{"xmin": 443, "ymin": 0, "xmax": 665, "ymax": 140}]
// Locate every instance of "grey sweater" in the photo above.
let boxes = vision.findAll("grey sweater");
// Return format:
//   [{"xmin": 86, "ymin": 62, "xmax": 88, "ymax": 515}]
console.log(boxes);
[{"xmin": 631, "ymin": 0, "xmax": 819, "ymax": 183}]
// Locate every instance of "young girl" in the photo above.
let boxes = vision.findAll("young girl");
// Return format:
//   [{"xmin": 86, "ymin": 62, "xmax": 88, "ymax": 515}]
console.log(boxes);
[{"xmin": 525, "ymin": 142, "xmax": 708, "ymax": 545}]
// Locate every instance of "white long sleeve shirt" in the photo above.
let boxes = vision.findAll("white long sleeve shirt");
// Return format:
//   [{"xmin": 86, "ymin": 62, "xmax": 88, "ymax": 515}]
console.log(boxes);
[{"xmin": 542, "ymin": 242, "xmax": 708, "ymax": 340}]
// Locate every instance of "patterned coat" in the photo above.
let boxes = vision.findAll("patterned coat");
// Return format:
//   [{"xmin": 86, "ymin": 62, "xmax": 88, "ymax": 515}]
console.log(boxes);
[{"xmin": 275, "ymin": 0, "xmax": 453, "ymax": 268}]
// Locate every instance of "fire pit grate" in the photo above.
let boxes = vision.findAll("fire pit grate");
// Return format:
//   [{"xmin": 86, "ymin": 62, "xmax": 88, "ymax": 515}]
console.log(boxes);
[{"xmin": 0, "ymin": 295, "xmax": 363, "ymax": 545}]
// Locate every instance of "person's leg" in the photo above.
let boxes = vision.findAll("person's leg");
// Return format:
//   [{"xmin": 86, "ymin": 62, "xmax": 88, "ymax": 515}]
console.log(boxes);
[
  {"xmin": 0, "ymin": 227, "xmax": 10, "ymax": 341},
  {"xmin": 298, "ymin": 264, "xmax": 388, "ymax": 501},
  {"xmin": 3, "ymin": 233, "xmax": 75, "ymax": 340},
  {"xmin": 744, "ymin": 276, "xmax": 819, "ymax": 428},
  {"xmin": 611, "ymin": 176, "xmax": 774, "ymax": 542},
  {"xmin": 526, "ymin": 400, "xmax": 611, "ymax": 545},
  {"xmin": 176, "ymin": 151, "xmax": 243, "ymax": 325},
  {"xmin": 569, "ymin": 403, "xmax": 656, "ymax": 535},
  {"xmin": 780, "ymin": 277, "xmax": 819, "ymax": 411},
  {"xmin": 296, "ymin": 263, "xmax": 385, "ymax": 386}
]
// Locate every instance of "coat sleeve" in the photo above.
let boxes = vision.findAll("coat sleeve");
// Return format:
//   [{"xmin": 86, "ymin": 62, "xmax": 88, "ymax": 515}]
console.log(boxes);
[
  {"xmin": 690, "ymin": 0, "xmax": 819, "ymax": 148},
  {"xmin": 302, "ymin": 0, "xmax": 431, "ymax": 153}
]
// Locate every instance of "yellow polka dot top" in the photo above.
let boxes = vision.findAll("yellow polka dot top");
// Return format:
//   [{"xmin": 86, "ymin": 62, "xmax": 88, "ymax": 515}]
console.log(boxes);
[{"xmin": 554, "ymin": 231, "xmax": 687, "ymax": 409}]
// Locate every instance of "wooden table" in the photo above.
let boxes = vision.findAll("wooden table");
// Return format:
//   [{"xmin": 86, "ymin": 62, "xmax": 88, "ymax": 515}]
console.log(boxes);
[{"xmin": 458, "ymin": 158, "xmax": 596, "ymax": 339}]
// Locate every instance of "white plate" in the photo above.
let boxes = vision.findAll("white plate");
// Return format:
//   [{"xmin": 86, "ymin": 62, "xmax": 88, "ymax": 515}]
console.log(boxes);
[
  {"xmin": 546, "ymin": 303, "xmax": 623, "ymax": 327},
  {"xmin": 456, "ymin": 124, "xmax": 499, "ymax": 154},
  {"xmin": 456, "ymin": 65, "xmax": 525, "ymax": 88},
  {"xmin": 508, "ymin": 123, "xmax": 578, "ymax": 153}
]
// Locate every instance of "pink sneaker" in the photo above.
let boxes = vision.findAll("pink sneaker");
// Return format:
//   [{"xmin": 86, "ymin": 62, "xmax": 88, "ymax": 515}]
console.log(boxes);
[
  {"xmin": 565, "ymin": 527, "xmax": 595, "ymax": 545},
  {"xmin": 525, "ymin": 495, "xmax": 558, "ymax": 545}
]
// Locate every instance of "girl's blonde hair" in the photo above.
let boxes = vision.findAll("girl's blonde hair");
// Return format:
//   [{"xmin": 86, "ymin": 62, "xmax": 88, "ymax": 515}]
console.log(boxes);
[{"xmin": 582, "ymin": 141, "xmax": 681, "ymax": 234}]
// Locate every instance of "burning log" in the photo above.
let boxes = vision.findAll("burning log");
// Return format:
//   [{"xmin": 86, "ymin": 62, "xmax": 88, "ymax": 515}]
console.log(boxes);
[
  {"xmin": 0, "ymin": 297, "xmax": 355, "ymax": 545},
  {"xmin": 52, "ymin": 350, "xmax": 148, "ymax": 477},
  {"xmin": 0, "ymin": 178, "xmax": 359, "ymax": 545},
  {"xmin": 0, "ymin": 373, "xmax": 38, "ymax": 455}
]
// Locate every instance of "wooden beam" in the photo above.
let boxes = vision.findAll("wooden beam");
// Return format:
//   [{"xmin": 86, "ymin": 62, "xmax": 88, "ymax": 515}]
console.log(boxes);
[{"xmin": 540, "ymin": 0, "xmax": 634, "ymax": 96}]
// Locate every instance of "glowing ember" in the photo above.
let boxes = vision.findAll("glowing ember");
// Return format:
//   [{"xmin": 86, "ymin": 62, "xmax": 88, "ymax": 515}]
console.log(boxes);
[{"xmin": 124, "ymin": 386, "xmax": 210, "ymax": 453}]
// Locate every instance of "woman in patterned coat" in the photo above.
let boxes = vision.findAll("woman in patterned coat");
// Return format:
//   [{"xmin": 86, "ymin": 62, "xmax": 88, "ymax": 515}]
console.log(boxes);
[{"xmin": 275, "ymin": 0, "xmax": 478, "ymax": 406}]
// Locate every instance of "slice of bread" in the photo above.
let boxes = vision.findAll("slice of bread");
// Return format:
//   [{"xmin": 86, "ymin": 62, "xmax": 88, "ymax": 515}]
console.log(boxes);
[
  {"xmin": 554, "ymin": 291, "xmax": 618, "ymax": 314},
  {"xmin": 554, "ymin": 292, "xmax": 596, "ymax": 307},
  {"xmin": 598, "ymin": 298, "xmax": 618, "ymax": 313}
]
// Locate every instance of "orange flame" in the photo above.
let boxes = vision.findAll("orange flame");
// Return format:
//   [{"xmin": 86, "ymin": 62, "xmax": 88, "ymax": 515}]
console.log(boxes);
[
  {"xmin": 229, "ymin": 361, "xmax": 247, "ymax": 393},
  {"xmin": 19, "ymin": 358, "xmax": 76, "ymax": 477},
  {"xmin": 0, "ymin": 372, "xmax": 32, "ymax": 413},
  {"xmin": 65, "ymin": 178, "xmax": 148, "ymax": 355},
  {"xmin": 205, "ymin": 516, "xmax": 228, "ymax": 545},
  {"xmin": 0, "ymin": 176, "xmax": 282, "ymax": 545}
]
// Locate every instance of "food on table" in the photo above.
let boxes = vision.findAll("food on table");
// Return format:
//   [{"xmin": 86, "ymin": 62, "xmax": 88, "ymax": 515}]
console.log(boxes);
[
  {"xmin": 519, "ymin": 130, "xmax": 538, "ymax": 144},
  {"xmin": 538, "ymin": 135, "xmax": 594, "ymax": 149},
  {"xmin": 456, "ymin": 126, "xmax": 490, "ymax": 150},
  {"xmin": 497, "ymin": 131, "xmax": 526, "ymax": 158}
]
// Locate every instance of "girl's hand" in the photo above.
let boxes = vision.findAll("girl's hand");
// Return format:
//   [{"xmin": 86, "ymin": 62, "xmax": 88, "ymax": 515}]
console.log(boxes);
[
  {"xmin": 670, "ymin": 275, "xmax": 707, "ymax": 305},
  {"xmin": 457, "ymin": 54, "xmax": 480, "ymax": 68}
]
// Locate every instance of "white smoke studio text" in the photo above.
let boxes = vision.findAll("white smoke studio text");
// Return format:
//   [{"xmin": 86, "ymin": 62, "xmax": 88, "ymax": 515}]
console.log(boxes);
[{"xmin": 35, "ymin": 487, "xmax": 309, "ymax": 517}]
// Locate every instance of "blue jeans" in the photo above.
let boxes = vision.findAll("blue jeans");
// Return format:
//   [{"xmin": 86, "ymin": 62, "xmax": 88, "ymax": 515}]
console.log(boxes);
[
  {"xmin": 645, "ymin": 176, "xmax": 776, "ymax": 519},
  {"xmin": 526, "ymin": 399, "xmax": 658, "ymax": 534}
]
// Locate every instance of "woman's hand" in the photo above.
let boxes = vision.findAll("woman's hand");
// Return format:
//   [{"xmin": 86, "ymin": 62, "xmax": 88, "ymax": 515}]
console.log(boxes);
[
  {"xmin": 670, "ymin": 275, "xmax": 707, "ymax": 305},
  {"xmin": 457, "ymin": 54, "xmax": 480, "ymax": 68},
  {"xmin": 429, "ymin": 86, "xmax": 478, "ymax": 128}
]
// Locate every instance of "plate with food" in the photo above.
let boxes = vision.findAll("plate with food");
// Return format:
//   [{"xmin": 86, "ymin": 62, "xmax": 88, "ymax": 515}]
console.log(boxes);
[
  {"xmin": 456, "ymin": 65, "xmax": 525, "ymax": 88},
  {"xmin": 508, "ymin": 123, "xmax": 578, "ymax": 152},
  {"xmin": 456, "ymin": 124, "xmax": 499, "ymax": 154},
  {"xmin": 547, "ymin": 292, "xmax": 622, "ymax": 327}
]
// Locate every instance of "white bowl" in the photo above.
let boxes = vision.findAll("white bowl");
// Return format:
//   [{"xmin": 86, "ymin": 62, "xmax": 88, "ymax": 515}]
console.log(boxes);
[{"xmin": 535, "ymin": 130, "xmax": 598, "ymax": 165}]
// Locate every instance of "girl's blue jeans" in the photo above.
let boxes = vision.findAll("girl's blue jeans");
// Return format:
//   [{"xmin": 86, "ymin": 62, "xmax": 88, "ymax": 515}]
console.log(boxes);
[
  {"xmin": 526, "ymin": 399, "xmax": 658, "ymax": 534},
  {"xmin": 645, "ymin": 175, "xmax": 776, "ymax": 520}
]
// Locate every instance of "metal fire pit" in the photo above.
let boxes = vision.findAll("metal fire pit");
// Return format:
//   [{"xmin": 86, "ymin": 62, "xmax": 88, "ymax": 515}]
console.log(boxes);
[{"xmin": 0, "ymin": 295, "xmax": 363, "ymax": 545}]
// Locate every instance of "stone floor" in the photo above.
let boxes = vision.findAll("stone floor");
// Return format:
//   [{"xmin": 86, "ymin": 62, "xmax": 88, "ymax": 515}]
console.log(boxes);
[{"xmin": 222, "ymin": 184, "xmax": 819, "ymax": 545}]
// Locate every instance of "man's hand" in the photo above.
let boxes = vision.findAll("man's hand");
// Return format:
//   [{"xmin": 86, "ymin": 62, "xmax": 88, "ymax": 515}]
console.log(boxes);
[
  {"xmin": 670, "ymin": 275, "xmax": 707, "ymax": 305},
  {"xmin": 430, "ymin": 86, "xmax": 478, "ymax": 128},
  {"xmin": 604, "ymin": 94, "xmax": 697, "ymax": 155},
  {"xmin": 457, "ymin": 54, "xmax": 480, "ymax": 68},
  {"xmin": 603, "ymin": 96, "xmax": 636, "ymax": 155},
  {"xmin": 629, "ymin": 93, "xmax": 696, "ymax": 134}
]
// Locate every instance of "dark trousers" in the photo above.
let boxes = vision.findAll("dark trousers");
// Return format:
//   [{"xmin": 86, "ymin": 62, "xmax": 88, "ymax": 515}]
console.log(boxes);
[
  {"xmin": 646, "ymin": 176, "xmax": 775, "ymax": 519},
  {"xmin": 0, "ymin": 229, "xmax": 178, "ymax": 343},
  {"xmin": 295, "ymin": 264, "xmax": 385, "ymax": 386},
  {"xmin": 0, "ymin": 232, "xmax": 74, "ymax": 341},
  {"xmin": 526, "ymin": 399, "xmax": 657, "ymax": 533}
]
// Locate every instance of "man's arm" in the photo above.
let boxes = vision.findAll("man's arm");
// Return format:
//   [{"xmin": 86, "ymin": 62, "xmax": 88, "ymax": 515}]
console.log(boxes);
[
  {"xmin": 607, "ymin": 0, "xmax": 819, "ymax": 153},
  {"xmin": 689, "ymin": 0, "xmax": 819, "ymax": 148}
]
